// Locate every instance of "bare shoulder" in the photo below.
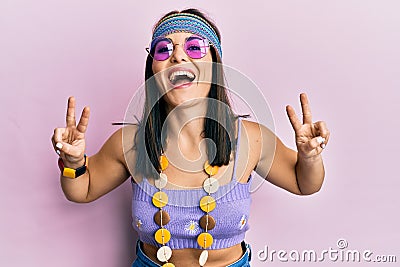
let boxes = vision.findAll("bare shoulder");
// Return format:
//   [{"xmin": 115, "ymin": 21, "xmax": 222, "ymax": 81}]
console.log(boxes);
[
  {"xmin": 240, "ymin": 119, "xmax": 276, "ymax": 144},
  {"xmin": 100, "ymin": 125, "xmax": 139, "ymax": 168},
  {"xmin": 241, "ymin": 119, "xmax": 260, "ymax": 135},
  {"xmin": 240, "ymin": 119, "xmax": 277, "ymax": 176}
]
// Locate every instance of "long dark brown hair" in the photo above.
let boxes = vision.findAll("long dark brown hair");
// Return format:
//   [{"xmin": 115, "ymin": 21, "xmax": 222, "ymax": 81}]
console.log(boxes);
[{"xmin": 133, "ymin": 8, "xmax": 241, "ymax": 178}]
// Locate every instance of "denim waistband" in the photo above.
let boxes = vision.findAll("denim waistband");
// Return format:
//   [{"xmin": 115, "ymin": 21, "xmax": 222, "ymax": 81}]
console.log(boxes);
[{"xmin": 132, "ymin": 240, "xmax": 252, "ymax": 266}]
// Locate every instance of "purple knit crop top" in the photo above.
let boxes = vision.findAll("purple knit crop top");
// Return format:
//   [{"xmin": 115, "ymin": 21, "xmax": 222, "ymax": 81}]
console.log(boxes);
[{"xmin": 131, "ymin": 118, "xmax": 252, "ymax": 250}]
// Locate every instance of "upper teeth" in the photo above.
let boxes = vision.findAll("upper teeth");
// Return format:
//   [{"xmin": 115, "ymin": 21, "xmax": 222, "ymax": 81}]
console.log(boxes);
[{"xmin": 169, "ymin": 70, "xmax": 195, "ymax": 81}]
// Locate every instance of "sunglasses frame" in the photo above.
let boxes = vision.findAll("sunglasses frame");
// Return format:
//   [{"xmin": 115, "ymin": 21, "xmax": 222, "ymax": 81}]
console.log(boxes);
[{"xmin": 145, "ymin": 35, "xmax": 211, "ymax": 61}]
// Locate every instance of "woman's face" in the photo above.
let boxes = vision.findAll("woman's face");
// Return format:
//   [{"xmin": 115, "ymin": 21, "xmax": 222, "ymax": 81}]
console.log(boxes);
[{"xmin": 151, "ymin": 32, "xmax": 213, "ymax": 109}]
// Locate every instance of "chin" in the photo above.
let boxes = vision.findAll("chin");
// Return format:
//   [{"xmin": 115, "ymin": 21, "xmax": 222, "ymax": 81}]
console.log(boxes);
[{"xmin": 162, "ymin": 93, "xmax": 209, "ymax": 110}]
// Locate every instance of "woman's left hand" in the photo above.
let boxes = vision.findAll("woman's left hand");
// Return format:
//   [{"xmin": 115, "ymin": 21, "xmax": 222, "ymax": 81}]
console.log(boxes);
[{"xmin": 286, "ymin": 93, "xmax": 330, "ymax": 159}]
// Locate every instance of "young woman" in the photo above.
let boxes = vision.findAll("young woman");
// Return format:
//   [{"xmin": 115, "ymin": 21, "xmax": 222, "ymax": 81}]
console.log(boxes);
[{"xmin": 51, "ymin": 8, "xmax": 329, "ymax": 267}]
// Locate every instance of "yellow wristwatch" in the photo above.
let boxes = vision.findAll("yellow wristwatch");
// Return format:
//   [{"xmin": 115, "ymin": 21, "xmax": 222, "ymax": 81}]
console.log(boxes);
[{"xmin": 58, "ymin": 155, "xmax": 88, "ymax": 178}]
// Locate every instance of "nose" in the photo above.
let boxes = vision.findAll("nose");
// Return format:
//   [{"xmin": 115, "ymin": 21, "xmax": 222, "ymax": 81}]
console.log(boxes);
[{"xmin": 170, "ymin": 43, "xmax": 188, "ymax": 63}]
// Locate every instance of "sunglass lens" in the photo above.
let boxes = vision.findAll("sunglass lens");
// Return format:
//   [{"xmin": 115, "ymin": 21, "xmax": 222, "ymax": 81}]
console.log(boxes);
[
  {"xmin": 153, "ymin": 39, "xmax": 173, "ymax": 61},
  {"xmin": 184, "ymin": 36, "xmax": 209, "ymax": 59}
]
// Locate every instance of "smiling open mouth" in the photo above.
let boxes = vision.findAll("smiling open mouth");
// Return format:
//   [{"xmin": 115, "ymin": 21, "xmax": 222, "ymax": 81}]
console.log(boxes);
[{"xmin": 168, "ymin": 70, "xmax": 196, "ymax": 87}]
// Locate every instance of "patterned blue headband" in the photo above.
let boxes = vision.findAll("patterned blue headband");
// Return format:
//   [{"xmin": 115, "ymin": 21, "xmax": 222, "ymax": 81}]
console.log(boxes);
[{"xmin": 151, "ymin": 13, "xmax": 222, "ymax": 57}]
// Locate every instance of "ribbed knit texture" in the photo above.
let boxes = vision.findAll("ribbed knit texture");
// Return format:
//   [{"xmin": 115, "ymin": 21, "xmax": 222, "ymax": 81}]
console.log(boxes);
[{"xmin": 131, "ymin": 117, "xmax": 252, "ymax": 249}]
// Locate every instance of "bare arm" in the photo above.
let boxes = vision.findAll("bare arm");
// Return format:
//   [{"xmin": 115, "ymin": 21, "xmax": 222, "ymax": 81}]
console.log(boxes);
[
  {"xmin": 60, "ymin": 128, "xmax": 133, "ymax": 202},
  {"xmin": 51, "ymin": 97, "xmax": 135, "ymax": 203},
  {"xmin": 250, "ymin": 93, "xmax": 330, "ymax": 195}
]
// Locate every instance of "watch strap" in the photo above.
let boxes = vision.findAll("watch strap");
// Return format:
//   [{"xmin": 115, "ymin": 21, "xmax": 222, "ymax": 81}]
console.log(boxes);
[{"xmin": 58, "ymin": 155, "xmax": 87, "ymax": 179}]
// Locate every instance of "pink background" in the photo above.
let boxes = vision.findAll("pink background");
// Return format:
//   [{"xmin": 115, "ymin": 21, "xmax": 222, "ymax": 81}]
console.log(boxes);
[{"xmin": 1, "ymin": 0, "xmax": 399, "ymax": 266}]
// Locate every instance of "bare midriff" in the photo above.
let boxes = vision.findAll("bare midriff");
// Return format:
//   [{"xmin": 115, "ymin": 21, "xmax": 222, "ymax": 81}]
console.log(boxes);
[{"xmin": 142, "ymin": 242, "xmax": 244, "ymax": 266}]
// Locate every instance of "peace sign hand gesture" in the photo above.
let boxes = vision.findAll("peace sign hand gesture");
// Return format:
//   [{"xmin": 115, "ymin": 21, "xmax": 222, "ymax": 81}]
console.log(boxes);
[
  {"xmin": 51, "ymin": 96, "xmax": 90, "ymax": 167},
  {"xmin": 286, "ymin": 93, "xmax": 330, "ymax": 159}
]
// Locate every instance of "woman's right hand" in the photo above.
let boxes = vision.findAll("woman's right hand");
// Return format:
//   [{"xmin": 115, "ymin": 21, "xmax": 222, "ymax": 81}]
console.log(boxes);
[{"xmin": 51, "ymin": 96, "xmax": 90, "ymax": 168}]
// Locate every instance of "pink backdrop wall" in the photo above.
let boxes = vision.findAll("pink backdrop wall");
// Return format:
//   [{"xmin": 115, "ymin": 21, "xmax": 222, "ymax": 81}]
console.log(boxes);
[{"xmin": 1, "ymin": 0, "xmax": 399, "ymax": 266}]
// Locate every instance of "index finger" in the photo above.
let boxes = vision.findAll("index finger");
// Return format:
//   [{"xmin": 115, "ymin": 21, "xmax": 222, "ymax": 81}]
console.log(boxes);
[
  {"xmin": 300, "ymin": 93, "xmax": 313, "ymax": 125},
  {"xmin": 66, "ymin": 96, "xmax": 76, "ymax": 127},
  {"xmin": 77, "ymin": 106, "xmax": 90, "ymax": 133},
  {"xmin": 286, "ymin": 105, "xmax": 302, "ymax": 132}
]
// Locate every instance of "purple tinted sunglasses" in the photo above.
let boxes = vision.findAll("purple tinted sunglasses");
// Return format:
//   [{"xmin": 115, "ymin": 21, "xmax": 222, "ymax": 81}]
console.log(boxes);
[{"xmin": 146, "ymin": 35, "xmax": 210, "ymax": 61}]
